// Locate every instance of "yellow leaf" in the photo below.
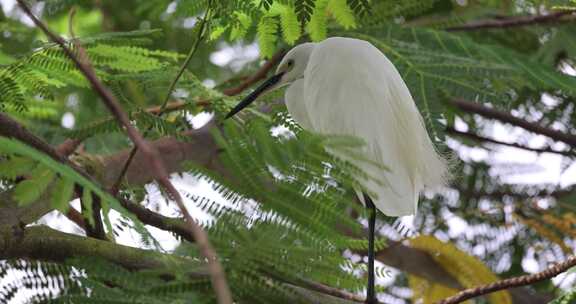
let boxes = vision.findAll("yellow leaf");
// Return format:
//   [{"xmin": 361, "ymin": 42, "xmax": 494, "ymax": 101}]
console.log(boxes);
[{"xmin": 408, "ymin": 235, "xmax": 512, "ymax": 304}]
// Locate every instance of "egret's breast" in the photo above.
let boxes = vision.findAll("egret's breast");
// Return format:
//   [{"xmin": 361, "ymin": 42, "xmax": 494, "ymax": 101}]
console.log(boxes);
[{"xmin": 285, "ymin": 79, "xmax": 313, "ymax": 130}]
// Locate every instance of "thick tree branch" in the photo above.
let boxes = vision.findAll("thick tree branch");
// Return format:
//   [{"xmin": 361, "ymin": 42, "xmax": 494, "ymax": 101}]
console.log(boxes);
[
  {"xmin": 437, "ymin": 255, "xmax": 576, "ymax": 304},
  {"xmin": 0, "ymin": 225, "xmax": 194, "ymax": 271},
  {"xmin": 0, "ymin": 113, "xmax": 69, "ymax": 164},
  {"xmin": 0, "ymin": 225, "xmax": 369, "ymax": 304},
  {"xmin": 446, "ymin": 11, "xmax": 575, "ymax": 31},
  {"xmin": 452, "ymin": 99, "xmax": 576, "ymax": 147},
  {"xmin": 0, "ymin": 113, "xmax": 102, "ymax": 228}
]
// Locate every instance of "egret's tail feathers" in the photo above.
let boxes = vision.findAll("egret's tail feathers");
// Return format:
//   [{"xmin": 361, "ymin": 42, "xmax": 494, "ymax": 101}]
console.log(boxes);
[
  {"xmin": 420, "ymin": 141, "xmax": 451, "ymax": 190},
  {"xmin": 356, "ymin": 184, "xmax": 417, "ymax": 217}
]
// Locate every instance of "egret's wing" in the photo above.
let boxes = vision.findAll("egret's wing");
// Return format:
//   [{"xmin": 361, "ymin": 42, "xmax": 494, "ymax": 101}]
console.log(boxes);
[
  {"xmin": 303, "ymin": 37, "xmax": 446, "ymax": 216},
  {"xmin": 285, "ymin": 79, "xmax": 314, "ymax": 130}
]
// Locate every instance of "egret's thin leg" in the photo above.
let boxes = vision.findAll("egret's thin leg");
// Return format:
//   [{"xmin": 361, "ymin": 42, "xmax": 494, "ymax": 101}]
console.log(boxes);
[{"xmin": 364, "ymin": 193, "xmax": 377, "ymax": 304}]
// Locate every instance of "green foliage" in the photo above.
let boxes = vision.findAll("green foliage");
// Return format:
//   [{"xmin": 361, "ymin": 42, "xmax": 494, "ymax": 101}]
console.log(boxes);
[
  {"xmin": 12, "ymin": 165, "xmax": 56, "ymax": 206},
  {"xmin": 550, "ymin": 285, "xmax": 576, "ymax": 304},
  {"xmin": 328, "ymin": 0, "xmax": 357, "ymax": 29},
  {"xmin": 0, "ymin": 29, "xmax": 180, "ymax": 124},
  {"xmin": 279, "ymin": 4, "xmax": 301, "ymax": 45},
  {"xmin": 295, "ymin": 0, "xmax": 316, "ymax": 25},
  {"xmin": 0, "ymin": 259, "xmax": 205, "ymax": 304},
  {"xmin": 257, "ymin": 16, "xmax": 279, "ymax": 58},
  {"xmin": 2, "ymin": 1, "xmax": 576, "ymax": 303},
  {"xmin": 346, "ymin": 0, "xmax": 371, "ymax": 17},
  {"xmin": 0, "ymin": 137, "xmax": 109, "ymax": 211},
  {"xmin": 0, "ymin": 137, "xmax": 157, "ymax": 246}
]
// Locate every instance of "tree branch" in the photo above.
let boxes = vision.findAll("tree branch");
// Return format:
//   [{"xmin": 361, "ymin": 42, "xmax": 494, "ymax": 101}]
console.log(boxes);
[
  {"xmin": 452, "ymin": 98, "xmax": 576, "ymax": 147},
  {"xmin": 437, "ymin": 255, "xmax": 576, "ymax": 304},
  {"xmin": 446, "ymin": 11, "xmax": 575, "ymax": 31},
  {"xmin": 16, "ymin": 2, "xmax": 231, "ymax": 302},
  {"xmin": 446, "ymin": 126, "xmax": 574, "ymax": 156},
  {"xmin": 0, "ymin": 225, "xmax": 192, "ymax": 271},
  {"xmin": 451, "ymin": 184, "xmax": 576, "ymax": 201},
  {"xmin": 0, "ymin": 112, "xmax": 102, "ymax": 228},
  {"xmin": 0, "ymin": 114, "xmax": 552, "ymax": 304},
  {"xmin": 118, "ymin": 197, "xmax": 196, "ymax": 243},
  {"xmin": 291, "ymin": 279, "xmax": 368, "ymax": 303},
  {"xmin": 0, "ymin": 225, "xmax": 369, "ymax": 304},
  {"xmin": 0, "ymin": 113, "xmax": 69, "ymax": 165},
  {"xmin": 96, "ymin": 129, "xmax": 552, "ymax": 304},
  {"xmin": 111, "ymin": 4, "xmax": 211, "ymax": 194},
  {"xmin": 222, "ymin": 49, "xmax": 287, "ymax": 96}
]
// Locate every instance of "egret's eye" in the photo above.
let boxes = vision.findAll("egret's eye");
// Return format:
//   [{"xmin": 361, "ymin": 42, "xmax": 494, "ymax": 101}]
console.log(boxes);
[{"xmin": 287, "ymin": 60, "xmax": 294, "ymax": 67}]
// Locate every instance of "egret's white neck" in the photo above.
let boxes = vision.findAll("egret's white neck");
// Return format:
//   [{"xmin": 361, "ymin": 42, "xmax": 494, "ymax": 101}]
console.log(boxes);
[{"xmin": 278, "ymin": 42, "xmax": 316, "ymax": 84}]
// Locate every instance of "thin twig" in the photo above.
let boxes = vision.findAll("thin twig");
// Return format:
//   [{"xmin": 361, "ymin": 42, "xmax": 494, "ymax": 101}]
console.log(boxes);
[
  {"xmin": 68, "ymin": 6, "xmax": 107, "ymax": 240},
  {"xmin": 452, "ymin": 98, "xmax": 576, "ymax": 147},
  {"xmin": 297, "ymin": 279, "xmax": 368, "ymax": 303},
  {"xmin": 451, "ymin": 184, "xmax": 576, "ymax": 201},
  {"xmin": 446, "ymin": 10, "xmax": 575, "ymax": 31},
  {"xmin": 222, "ymin": 49, "xmax": 287, "ymax": 96},
  {"xmin": 114, "ymin": 46, "xmax": 287, "ymax": 190},
  {"xmin": 264, "ymin": 270, "xmax": 370, "ymax": 303},
  {"xmin": 436, "ymin": 255, "xmax": 576, "ymax": 304},
  {"xmin": 146, "ymin": 49, "xmax": 286, "ymax": 116},
  {"xmin": 16, "ymin": 2, "xmax": 232, "ymax": 303},
  {"xmin": 111, "ymin": 8, "xmax": 211, "ymax": 193},
  {"xmin": 446, "ymin": 126, "xmax": 574, "ymax": 157}
]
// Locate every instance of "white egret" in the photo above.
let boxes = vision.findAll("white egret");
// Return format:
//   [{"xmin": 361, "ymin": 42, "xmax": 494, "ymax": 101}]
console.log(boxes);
[{"xmin": 226, "ymin": 37, "xmax": 448, "ymax": 303}]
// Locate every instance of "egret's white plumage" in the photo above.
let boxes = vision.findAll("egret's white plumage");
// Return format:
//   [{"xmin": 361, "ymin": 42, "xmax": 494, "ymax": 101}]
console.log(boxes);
[
  {"xmin": 224, "ymin": 37, "xmax": 449, "ymax": 302},
  {"xmin": 279, "ymin": 37, "xmax": 447, "ymax": 216}
]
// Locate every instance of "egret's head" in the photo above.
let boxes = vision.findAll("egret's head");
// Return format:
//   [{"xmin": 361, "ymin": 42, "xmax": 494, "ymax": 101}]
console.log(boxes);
[{"xmin": 225, "ymin": 43, "xmax": 316, "ymax": 119}]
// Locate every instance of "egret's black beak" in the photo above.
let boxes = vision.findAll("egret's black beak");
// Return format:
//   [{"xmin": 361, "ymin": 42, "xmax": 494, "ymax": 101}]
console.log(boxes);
[{"xmin": 225, "ymin": 72, "xmax": 285, "ymax": 119}]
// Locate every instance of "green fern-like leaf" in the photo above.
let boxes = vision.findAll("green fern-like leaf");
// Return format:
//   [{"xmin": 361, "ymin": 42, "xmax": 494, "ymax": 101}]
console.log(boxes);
[
  {"xmin": 280, "ymin": 4, "xmax": 301, "ymax": 45},
  {"xmin": 328, "ymin": 0, "xmax": 357, "ymax": 29},
  {"xmin": 12, "ymin": 165, "xmax": 56, "ymax": 206},
  {"xmin": 51, "ymin": 177, "xmax": 75, "ymax": 212},
  {"xmin": 346, "ymin": 0, "xmax": 371, "ymax": 17},
  {"xmin": 0, "ymin": 137, "xmax": 157, "ymax": 247},
  {"xmin": 306, "ymin": 0, "xmax": 329, "ymax": 41},
  {"xmin": 257, "ymin": 16, "xmax": 279, "ymax": 58},
  {"xmin": 295, "ymin": 0, "xmax": 316, "ymax": 24},
  {"xmin": 229, "ymin": 12, "xmax": 253, "ymax": 41}
]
